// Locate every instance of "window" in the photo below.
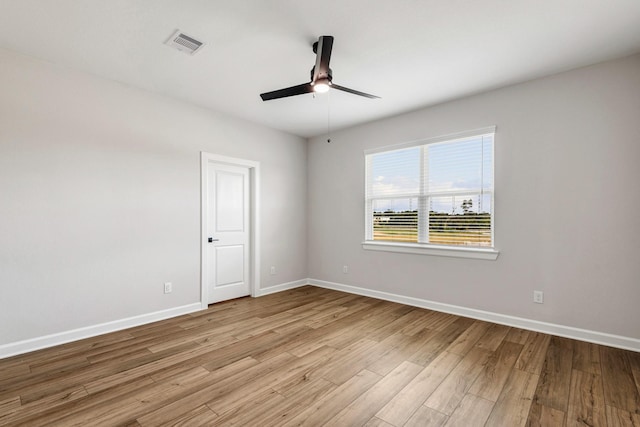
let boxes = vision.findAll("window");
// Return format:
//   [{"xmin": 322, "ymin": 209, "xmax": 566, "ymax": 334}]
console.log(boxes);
[{"xmin": 363, "ymin": 127, "xmax": 498, "ymax": 260}]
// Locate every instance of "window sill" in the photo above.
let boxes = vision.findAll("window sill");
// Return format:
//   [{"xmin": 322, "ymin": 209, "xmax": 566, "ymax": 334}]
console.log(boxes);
[{"xmin": 361, "ymin": 241, "xmax": 500, "ymax": 260}]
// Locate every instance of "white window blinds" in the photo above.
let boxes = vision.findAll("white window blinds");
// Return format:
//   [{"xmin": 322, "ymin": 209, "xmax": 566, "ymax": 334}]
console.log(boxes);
[{"xmin": 365, "ymin": 127, "xmax": 495, "ymax": 248}]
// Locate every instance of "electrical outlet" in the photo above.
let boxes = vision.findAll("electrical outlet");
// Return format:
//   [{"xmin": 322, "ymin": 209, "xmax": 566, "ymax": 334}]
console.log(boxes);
[
  {"xmin": 343, "ymin": 265, "xmax": 349, "ymax": 274},
  {"xmin": 533, "ymin": 290, "xmax": 544, "ymax": 304},
  {"xmin": 164, "ymin": 282, "xmax": 172, "ymax": 294},
  {"xmin": 270, "ymin": 266, "xmax": 276, "ymax": 275}
]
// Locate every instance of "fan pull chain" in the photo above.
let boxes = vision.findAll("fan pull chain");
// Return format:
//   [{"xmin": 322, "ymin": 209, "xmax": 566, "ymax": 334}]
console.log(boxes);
[{"xmin": 327, "ymin": 89, "xmax": 332, "ymax": 143}]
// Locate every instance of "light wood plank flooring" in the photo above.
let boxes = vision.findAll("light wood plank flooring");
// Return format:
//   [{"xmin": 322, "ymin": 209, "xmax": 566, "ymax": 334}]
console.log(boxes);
[{"xmin": 1, "ymin": 286, "xmax": 639, "ymax": 426}]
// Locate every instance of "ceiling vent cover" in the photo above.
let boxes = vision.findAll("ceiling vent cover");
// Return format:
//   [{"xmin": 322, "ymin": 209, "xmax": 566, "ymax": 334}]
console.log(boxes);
[{"xmin": 165, "ymin": 30, "xmax": 204, "ymax": 55}]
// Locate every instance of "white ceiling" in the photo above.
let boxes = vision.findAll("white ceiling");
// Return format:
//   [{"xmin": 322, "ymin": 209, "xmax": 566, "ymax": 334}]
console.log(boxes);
[{"xmin": 1, "ymin": 1, "xmax": 640, "ymax": 138}]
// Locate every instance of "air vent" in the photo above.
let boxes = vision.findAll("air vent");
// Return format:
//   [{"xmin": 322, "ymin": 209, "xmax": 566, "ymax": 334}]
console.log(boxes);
[{"xmin": 165, "ymin": 30, "xmax": 204, "ymax": 55}]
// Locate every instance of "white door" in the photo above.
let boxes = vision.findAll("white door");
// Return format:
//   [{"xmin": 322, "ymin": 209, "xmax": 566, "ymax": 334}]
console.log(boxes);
[{"xmin": 205, "ymin": 162, "xmax": 251, "ymax": 304}]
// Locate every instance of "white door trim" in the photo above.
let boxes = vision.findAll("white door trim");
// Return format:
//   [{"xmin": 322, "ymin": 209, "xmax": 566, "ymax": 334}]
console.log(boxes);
[{"xmin": 201, "ymin": 152, "xmax": 260, "ymax": 308}]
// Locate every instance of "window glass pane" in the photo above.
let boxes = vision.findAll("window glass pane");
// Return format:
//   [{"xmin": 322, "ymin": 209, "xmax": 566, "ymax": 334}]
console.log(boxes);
[
  {"xmin": 372, "ymin": 198, "xmax": 418, "ymax": 242},
  {"xmin": 369, "ymin": 147, "xmax": 420, "ymax": 197},
  {"xmin": 428, "ymin": 136, "xmax": 489, "ymax": 193},
  {"xmin": 429, "ymin": 194, "xmax": 491, "ymax": 247}
]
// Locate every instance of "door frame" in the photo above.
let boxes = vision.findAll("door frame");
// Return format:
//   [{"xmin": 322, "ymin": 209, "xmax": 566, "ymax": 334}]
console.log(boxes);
[{"xmin": 200, "ymin": 152, "xmax": 260, "ymax": 308}]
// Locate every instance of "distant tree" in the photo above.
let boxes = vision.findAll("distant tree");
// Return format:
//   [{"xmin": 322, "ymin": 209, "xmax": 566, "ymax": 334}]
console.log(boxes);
[{"xmin": 461, "ymin": 199, "xmax": 473, "ymax": 214}]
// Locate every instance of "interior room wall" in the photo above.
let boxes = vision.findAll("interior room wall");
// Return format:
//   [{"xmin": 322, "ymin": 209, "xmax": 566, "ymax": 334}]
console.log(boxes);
[
  {"xmin": 307, "ymin": 54, "xmax": 640, "ymax": 342},
  {"xmin": 0, "ymin": 48, "xmax": 307, "ymax": 347}
]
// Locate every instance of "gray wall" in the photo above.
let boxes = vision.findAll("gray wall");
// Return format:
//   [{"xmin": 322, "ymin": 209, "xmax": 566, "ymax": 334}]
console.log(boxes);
[
  {"xmin": 307, "ymin": 54, "xmax": 640, "ymax": 340},
  {"xmin": 0, "ymin": 48, "xmax": 308, "ymax": 345}
]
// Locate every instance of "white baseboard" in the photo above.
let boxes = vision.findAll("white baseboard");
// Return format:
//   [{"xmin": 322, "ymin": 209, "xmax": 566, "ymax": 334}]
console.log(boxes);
[
  {"xmin": 4, "ymin": 278, "xmax": 638, "ymax": 359},
  {"xmin": 0, "ymin": 303, "xmax": 202, "ymax": 359},
  {"xmin": 308, "ymin": 278, "xmax": 640, "ymax": 353},
  {"xmin": 255, "ymin": 279, "xmax": 309, "ymax": 297}
]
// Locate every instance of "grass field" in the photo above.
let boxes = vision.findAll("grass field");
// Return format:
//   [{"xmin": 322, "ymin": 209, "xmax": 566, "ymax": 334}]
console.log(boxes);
[{"xmin": 373, "ymin": 228, "xmax": 491, "ymax": 246}]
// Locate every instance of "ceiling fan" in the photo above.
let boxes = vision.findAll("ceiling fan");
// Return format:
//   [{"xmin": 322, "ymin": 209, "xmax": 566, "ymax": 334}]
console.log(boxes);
[{"xmin": 260, "ymin": 35, "xmax": 380, "ymax": 101}]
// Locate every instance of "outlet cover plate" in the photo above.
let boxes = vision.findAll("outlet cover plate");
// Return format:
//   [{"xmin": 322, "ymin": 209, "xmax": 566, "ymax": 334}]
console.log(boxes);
[{"xmin": 533, "ymin": 290, "xmax": 544, "ymax": 304}]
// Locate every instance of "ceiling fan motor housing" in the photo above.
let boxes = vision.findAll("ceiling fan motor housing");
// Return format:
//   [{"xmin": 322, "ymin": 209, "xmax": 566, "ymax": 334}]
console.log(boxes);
[{"xmin": 310, "ymin": 67, "xmax": 332, "ymax": 83}]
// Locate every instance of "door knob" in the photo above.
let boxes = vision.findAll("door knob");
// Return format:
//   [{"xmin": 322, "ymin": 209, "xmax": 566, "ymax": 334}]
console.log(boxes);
[{"xmin": 208, "ymin": 237, "xmax": 219, "ymax": 243}]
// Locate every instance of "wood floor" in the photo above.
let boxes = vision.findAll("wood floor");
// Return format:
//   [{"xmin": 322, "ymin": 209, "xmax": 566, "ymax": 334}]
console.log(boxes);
[{"xmin": 1, "ymin": 286, "xmax": 639, "ymax": 426}]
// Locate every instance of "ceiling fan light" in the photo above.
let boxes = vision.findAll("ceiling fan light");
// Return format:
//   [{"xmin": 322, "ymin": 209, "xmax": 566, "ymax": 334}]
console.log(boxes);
[{"xmin": 313, "ymin": 79, "xmax": 331, "ymax": 93}]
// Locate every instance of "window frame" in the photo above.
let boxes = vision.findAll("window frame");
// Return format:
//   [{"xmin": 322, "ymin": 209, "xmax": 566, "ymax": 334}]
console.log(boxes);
[{"xmin": 362, "ymin": 127, "xmax": 499, "ymax": 260}]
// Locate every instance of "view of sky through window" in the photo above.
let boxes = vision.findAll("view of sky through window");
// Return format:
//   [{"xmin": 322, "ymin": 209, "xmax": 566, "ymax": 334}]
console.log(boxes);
[{"xmin": 370, "ymin": 136, "xmax": 493, "ymax": 214}]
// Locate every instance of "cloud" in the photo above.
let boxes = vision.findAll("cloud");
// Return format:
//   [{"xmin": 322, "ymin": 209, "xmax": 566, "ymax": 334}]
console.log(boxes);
[{"xmin": 371, "ymin": 174, "xmax": 419, "ymax": 197}]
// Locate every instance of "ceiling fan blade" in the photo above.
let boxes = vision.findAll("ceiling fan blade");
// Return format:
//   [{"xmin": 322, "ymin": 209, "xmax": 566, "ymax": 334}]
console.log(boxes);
[
  {"xmin": 313, "ymin": 35, "xmax": 334, "ymax": 81},
  {"xmin": 331, "ymin": 83, "xmax": 380, "ymax": 99},
  {"xmin": 260, "ymin": 83, "xmax": 313, "ymax": 101}
]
